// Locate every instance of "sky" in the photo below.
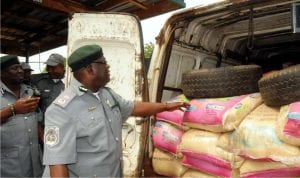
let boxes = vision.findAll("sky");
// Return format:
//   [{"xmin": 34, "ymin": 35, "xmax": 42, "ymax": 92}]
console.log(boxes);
[
  {"xmin": 142, "ymin": 0, "xmax": 204, "ymax": 44},
  {"xmin": 2, "ymin": 0, "xmax": 221, "ymax": 73}
]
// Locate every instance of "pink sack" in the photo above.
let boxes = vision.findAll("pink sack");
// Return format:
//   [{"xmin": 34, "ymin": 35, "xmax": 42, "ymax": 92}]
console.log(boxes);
[
  {"xmin": 181, "ymin": 150, "xmax": 232, "ymax": 178},
  {"xmin": 156, "ymin": 110, "xmax": 185, "ymax": 127},
  {"xmin": 152, "ymin": 121, "xmax": 184, "ymax": 155},
  {"xmin": 156, "ymin": 94, "xmax": 189, "ymax": 127},
  {"xmin": 226, "ymin": 104, "xmax": 300, "ymax": 164},
  {"xmin": 283, "ymin": 102, "xmax": 300, "ymax": 138},
  {"xmin": 184, "ymin": 95, "xmax": 248, "ymax": 125}
]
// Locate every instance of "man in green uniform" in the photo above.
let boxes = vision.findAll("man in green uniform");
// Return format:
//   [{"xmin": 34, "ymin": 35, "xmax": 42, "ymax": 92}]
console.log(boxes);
[
  {"xmin": 33, "ymin": 53, "xmax": 65, "ymax": 115},
  {"xmin": 0, "ymin": 55, "xmax": 44, "ymax": 177},
  {"xmin": 42, "ymin": 45, "xmax": 189, "ymax": 177}
]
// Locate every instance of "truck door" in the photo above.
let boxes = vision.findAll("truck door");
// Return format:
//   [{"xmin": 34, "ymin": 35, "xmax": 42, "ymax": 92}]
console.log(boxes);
[{"xmin": 67, "ymin": 13, "xmax": 149, "ymax": 177}]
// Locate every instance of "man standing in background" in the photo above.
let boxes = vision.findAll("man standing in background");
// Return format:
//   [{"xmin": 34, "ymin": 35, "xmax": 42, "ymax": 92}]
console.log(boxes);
[{"xmin": 32, "ymin": 53, "xmax": 65, "ymax": 116}]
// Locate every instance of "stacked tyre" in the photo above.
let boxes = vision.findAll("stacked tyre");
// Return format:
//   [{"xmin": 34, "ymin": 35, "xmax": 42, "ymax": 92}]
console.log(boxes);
[
  {"xmin": 181, "ymin": 65, "xmax": 262, "ymax": 98},
  {"xmin": 258, "ymin": 64, "xmax": 300, "ymax": 106},
  {"xmin": 181, "ymin": 64, "xmax": 300, "ymax": 105}
]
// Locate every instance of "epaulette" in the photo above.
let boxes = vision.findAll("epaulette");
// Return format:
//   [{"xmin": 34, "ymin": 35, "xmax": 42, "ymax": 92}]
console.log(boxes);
[{"xmin": 53, "ymin": 89, "xmax": 76, "ymax": 108}]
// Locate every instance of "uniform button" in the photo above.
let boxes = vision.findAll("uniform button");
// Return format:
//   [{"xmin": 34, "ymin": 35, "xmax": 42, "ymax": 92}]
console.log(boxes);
[
  {"xmin": 109, "ymin": 119, "xmax": 112, "ymax": 122},
  {"xmin": 30, "ymin": 142, "xmax": 33, "ymax": 145},
  {"xmin": 28, "ymin": 129, "xmax": 31, "ymax": 132},
  {"xmin": 91, "ymin": 117, "xmax": 95, "ymax": 120},
  {"xmin": 120, "ymin": 157, "xmax": 123, "ymax": 161},
  {"xmin": 24, "ymin": 117, "xmax": 28, "ymax": 120},
  {"xmin": 115, "ymin": 137, "xmax": 119, "ymax": 141}
]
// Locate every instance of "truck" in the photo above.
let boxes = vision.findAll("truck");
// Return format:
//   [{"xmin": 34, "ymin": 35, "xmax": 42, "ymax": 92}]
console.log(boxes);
[{"xmin": 67, "ymin": 0, "xmax": 299, "ymax": 177}]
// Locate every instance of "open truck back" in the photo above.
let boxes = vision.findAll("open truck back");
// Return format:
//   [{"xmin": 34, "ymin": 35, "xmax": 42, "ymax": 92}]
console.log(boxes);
[{"xmin": 65, "ymin": 1, "xmax": 300, "ymax": 177}]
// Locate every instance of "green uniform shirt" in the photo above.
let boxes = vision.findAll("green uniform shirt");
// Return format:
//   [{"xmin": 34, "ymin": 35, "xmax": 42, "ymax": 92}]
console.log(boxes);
[
  {"xmin": 0, "ymin": 81, "xmax": 44, "ymax": 177},
  {"xmin": 43, "ymin": 80, "xmax": 134, "ymax": 177},
  {"xmin": 33, "ymin": 74, "xmax": 65, "ymax": 115}
]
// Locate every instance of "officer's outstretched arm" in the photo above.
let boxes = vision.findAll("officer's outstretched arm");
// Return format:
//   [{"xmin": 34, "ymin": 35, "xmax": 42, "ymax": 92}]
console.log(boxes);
[
  {"xmin": 50, "ymin": 164, "xmax": 69, "ymax": 178},
  {"xmin": 131, "ymin": 101, "xmax": 189, "ymax": 117}
]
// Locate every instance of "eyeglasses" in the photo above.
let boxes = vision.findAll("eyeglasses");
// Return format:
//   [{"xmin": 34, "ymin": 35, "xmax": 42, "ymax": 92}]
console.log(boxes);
[{"xmin": 92, "ymin": 60, "xmax": 107, "ymax": 65}]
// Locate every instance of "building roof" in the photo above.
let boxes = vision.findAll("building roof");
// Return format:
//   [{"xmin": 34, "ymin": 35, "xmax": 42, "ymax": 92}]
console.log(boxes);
[{"xmin": 1, "ymin": 0, "xmax": 185, "ymax": 57}]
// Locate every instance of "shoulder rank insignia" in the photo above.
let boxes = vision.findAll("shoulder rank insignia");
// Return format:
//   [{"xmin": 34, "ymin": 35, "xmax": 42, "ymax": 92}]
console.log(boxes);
[
  {"xmin": 88, "ymin": 106, "xmax": 96, "ymax": 111},
  {"xmin": 53, "ymin": 90, "xmax": 76, "ymax": 108}
]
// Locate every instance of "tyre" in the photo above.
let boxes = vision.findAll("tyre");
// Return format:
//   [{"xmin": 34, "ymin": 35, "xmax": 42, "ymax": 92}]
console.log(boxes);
[
  {"xmin": 181, "ymin": 65, "xmax": 262, "ymax": 98},
  {"xmin": 258, "ymin": 64, "xmax": 300, "ymax": 106}
]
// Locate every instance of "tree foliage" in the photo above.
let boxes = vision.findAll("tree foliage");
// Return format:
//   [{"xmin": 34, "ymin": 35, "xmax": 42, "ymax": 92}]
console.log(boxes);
[{"xmin": 144, "ymin": 42, "xmax": 154, "ymax": 59}]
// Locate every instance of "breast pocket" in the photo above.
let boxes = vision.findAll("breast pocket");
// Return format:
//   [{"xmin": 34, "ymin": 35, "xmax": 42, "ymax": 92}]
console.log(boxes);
[
  {"xmin": 1, "ymin": 118, "xmax": 22, "ymax": 142},
  {"xmin": 2, "ymin": 117, "xmax": 18, "ymax": 126},
  {"xmin": 76, "ymin": 110, "xmax": 109, "ymax": 152},
  {"xmin": 77, "ymin": 110, "xmax": 103, "ymax": 128},
  {"xmin": 1, "ymin": 148, "xmax": 22, "ymax": 177}
]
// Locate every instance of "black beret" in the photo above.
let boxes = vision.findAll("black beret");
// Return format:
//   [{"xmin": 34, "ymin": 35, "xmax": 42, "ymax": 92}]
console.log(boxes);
[
  {"xmin": 0, "ymin": 55, "xmax": 20, "ymax": 69},
  {"xmin": 68, "ymin": 45, "xmax": 103, "ymax": 72}
]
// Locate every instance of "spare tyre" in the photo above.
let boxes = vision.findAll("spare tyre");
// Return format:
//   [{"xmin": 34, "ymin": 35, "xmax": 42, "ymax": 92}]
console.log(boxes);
[
  {"xmin": 258, "ymin": 64, "xmax": 300, "ymax": 106},
  {"xmin": 181, "ymin": 65, "xmax": 262, "ymax": 98}
]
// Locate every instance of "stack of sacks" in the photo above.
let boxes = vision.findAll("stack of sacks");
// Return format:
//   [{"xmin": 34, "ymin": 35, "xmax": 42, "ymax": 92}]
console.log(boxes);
[
  {"xmin": 276, "ymin": 101, "xmax": 300, "ymax": 146},
  {"xmin": 152, "ymin": 93, "xmax": 263, "ymax": 177},
  {"xmin": 156, "ymin": 94, "xmax": 189, "ymax": 129},
  {"xmin": 152, "ymin": 148, "xmax": 188, "ymax": 177},
  {"xmin": 183, "ymin": 93, "xmax": 262, "ymax": 132},
  {"xmin": 152, "ymin": 121, "xmax": 184, "ymax": 156},
  {"xmin": 151, "ymin": 95, "xmax": 189, "ymax": 176},
  {"xmin": 179, "ymin": 129, "xmax": 244, "ymax": 177},
  {"xmin": 220, "ymin": 104, "xmax": 300, "ymax": 177}
]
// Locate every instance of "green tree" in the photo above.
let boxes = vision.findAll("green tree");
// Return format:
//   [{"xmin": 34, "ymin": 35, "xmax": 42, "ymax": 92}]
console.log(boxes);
[
  {"xmin": 144, "ymin": 42, "xmax": 154, "ymax": 59},
  {"xmin": 144, "ymin": 42, "xmax": 154, "ymax": 73}
]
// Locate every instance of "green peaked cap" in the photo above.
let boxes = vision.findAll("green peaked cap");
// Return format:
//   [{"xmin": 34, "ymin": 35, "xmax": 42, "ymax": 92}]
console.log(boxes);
[
  {"xmin": 0, "ymin": 55, "xmax": 20, "ymax": 69},
  {"xmin": 68, "ymin": 45, "xmax": 103, "ymax": 72}
]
